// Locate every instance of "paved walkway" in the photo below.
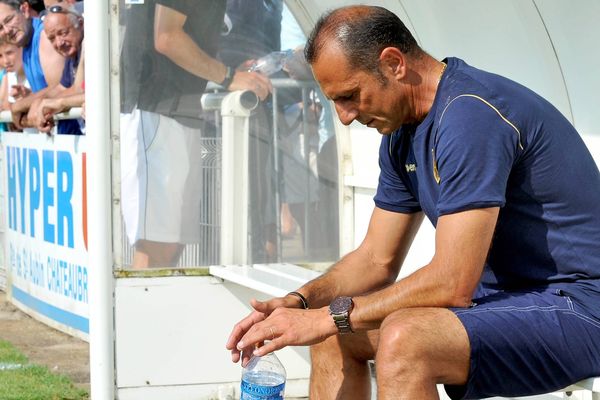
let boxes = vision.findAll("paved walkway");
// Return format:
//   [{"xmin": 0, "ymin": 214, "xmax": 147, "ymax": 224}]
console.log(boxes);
[{"xmin": 0, "ymin": 290, "xmax": 90, "ymax": 391}]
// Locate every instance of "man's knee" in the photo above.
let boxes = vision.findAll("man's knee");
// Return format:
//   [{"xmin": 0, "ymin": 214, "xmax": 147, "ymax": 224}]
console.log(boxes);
[
  {"xmin": 377, "ymin": 310, "xmax": 424, "ymax": 365},
  {"xmin": 376, "ymin": 308, "xmax": 471, "ymax": 383}
]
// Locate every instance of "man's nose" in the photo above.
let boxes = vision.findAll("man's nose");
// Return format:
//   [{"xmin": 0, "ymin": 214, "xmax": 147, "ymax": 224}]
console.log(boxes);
[{"xmin": 335, "ymin": 103, "xmax": 358, "ymax": 126}]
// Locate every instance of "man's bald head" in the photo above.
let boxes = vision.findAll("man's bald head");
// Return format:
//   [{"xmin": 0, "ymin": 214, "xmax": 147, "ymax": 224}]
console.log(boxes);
[{"xmin": 305, "ymin": 6, "xmax": 421, "ymax": 77}]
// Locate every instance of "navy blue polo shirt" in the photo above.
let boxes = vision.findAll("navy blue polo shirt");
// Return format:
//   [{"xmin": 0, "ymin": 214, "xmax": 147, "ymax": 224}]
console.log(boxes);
[{"xmin": 374, "ymin": 57, "xmax": 600, "ymax": 298}]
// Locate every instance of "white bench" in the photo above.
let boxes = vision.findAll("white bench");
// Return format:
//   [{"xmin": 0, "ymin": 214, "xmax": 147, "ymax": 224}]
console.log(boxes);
[
  {"xmin": 210, "ymin": 264, "xmax": 600, "ymax": 400},
  {"xmin": 560, "ymin": 377, "xmax": 600, "ymax": 399}
]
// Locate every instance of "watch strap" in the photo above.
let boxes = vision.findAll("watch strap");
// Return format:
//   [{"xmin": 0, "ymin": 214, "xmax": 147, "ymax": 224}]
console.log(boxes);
[
  {"xmin": 332, "ymin": 312, "xmax": 353, "ymax": 334},
  {"xmin": 220, "ymin": 66, "xmax": 234, "ymax": 89}
]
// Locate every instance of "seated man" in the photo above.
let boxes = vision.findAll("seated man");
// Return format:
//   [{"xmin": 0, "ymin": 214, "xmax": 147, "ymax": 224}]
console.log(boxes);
[{"xmin": 226, "ymin": 5, "xmax": 600, "ymax": 400}]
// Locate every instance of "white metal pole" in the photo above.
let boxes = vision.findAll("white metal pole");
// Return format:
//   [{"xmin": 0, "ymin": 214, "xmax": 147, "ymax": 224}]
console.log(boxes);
[
  {"xmin": 220, "ymin": 91, "xmax": 258, "ymax": 264},
  {"xmin": 85, "ymin": 0, "xmax": 115, "ymax": 398}
]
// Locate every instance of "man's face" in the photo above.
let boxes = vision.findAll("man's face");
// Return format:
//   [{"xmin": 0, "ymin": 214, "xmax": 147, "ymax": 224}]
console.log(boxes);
[
  {"xmin": 0, "ymin": 43, "xmax": 20, "ymax": 71},
  {"xmin": 312, "ymin": 44, "xmax": 407, "ymax": 135},
  {"xmin": 44, "ymin": 12, "xmax": 82, "ymax": 58},
  {"xmin": 0, "ymin": 3, "xmax": 31, "ymax": 47}
]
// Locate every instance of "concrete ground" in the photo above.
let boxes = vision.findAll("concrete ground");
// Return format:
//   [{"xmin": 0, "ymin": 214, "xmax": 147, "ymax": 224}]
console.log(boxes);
[{"xmin": 0, "ymin": 290, "xmax": 90, "ymax": 391}]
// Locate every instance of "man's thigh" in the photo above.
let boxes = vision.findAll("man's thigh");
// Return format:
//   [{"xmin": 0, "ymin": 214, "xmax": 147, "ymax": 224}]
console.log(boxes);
[{"xmin": 446, "ymin": 288, "xmax": 600, "ymax": 400}]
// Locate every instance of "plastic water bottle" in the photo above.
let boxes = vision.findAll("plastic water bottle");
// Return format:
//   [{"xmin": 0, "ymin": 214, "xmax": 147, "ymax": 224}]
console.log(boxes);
[
  {"xmin": 240, "ymin": 351, "xmax": 286, "ymax": 400},
  {"xmin": 249, "ymin": 50, "xmax": 293, "ymax": 76}
]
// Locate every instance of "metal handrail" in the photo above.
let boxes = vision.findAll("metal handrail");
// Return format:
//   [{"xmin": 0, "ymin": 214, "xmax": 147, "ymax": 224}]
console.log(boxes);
[{"xmin": 0, "ymin": 107, "xmax": 83, "ymax": 124}]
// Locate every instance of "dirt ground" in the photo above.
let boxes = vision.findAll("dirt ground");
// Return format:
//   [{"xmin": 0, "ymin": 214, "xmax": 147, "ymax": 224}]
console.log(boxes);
[{"xmin": 0, "ymin": 290, "xmax": 90, "ymax": 391}]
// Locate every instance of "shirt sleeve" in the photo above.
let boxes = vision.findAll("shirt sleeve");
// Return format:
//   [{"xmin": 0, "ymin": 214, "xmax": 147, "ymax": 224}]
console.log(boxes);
[
  {"xmin": 156, "ymin": 0, "xmax": 194, "ymax": 16},
  {"xmin": 434, "ymin": 95, "xmax": 522, "ymax": 216},
  {"xmin": 374, "ymin": 135, "xmax": 422, "ymax": 213}
]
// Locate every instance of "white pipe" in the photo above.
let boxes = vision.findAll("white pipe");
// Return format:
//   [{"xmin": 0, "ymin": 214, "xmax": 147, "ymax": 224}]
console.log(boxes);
[
  {"xmin": 219, "ymin": 91, "xmax": 258, "ymax": 264},
  {"xmin": 85, "ymin": 0, "xmax": 115, "ymax": 398},
  {"xmin": 0, "ymin": 108, "xmax": 83, "ymax": 123}
]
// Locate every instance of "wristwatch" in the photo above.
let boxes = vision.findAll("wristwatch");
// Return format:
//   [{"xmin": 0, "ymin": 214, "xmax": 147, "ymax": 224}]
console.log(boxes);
[{"xmin": 329, "ymin": 296, "xmax": 354, "ymax": 334}]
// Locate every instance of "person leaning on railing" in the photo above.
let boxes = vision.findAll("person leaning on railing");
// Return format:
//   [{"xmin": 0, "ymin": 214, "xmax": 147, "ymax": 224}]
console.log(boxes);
[
  {"xmin": 15, "ymin": 4, "xmax": 84, "ymax": 134},
  {"xmin": 119, "ymin": 0, "xmax": 273, "ymax": 269},
  {"xmin": 0, "ymin": 0, "xmax": 66, "ymax": 128}
]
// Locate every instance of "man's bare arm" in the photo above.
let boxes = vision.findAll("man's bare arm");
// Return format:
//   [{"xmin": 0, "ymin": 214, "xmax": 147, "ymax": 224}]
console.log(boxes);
[
  {"xmin": 226, "ymin": 206, "xmax": 424, "ymax": 364},
  {"xmin": 349, "ymin": 207, "xmax": 499, "ymax": 331},
  {"xmin": 297, "ymin": 207, "xmax": 425, "ymax": 309},
  {"xmin": 153, "ymin": 4, "xmax": 271, "ymax": 99},
  {"xmin": 39, "ymin": 29, "xmax": 66, "ymax": 87},
  {"xmin": 238, "ymin": 206, "xmax": 499, "ymax": 359}
]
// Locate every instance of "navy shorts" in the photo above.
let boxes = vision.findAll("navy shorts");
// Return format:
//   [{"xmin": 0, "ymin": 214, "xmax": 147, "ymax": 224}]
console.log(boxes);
[{"xmin": 445, "ymin": 286, "xmax": 600, "ymax": 399}]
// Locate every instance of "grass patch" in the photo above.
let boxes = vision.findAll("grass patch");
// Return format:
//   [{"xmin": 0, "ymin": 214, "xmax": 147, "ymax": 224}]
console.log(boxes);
[{"xmin": 0, "ymin": 340, "xmax": 88, "ymax": 400}]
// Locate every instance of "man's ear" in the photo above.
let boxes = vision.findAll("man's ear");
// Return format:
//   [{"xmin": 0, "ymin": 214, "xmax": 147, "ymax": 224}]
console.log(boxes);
[{"xmin": 379, "ymin": 47, "xmax": 407, "ymax": 80}]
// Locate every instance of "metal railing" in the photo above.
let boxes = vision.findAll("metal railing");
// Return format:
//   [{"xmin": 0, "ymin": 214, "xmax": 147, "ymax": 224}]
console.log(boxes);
[{"xmin": 118, "ymin": 78, "xmax": 335, "ymax": 268}]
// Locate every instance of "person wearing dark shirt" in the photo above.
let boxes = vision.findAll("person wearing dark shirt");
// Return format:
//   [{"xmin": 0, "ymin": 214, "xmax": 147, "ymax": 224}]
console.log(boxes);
[
  {"xmin": 226, "ymin": 6, "xmax": 600, "ymax": 400},
  {"xmin": 120, "ymin": 0, "xmax": 271, "ymax": 268}
]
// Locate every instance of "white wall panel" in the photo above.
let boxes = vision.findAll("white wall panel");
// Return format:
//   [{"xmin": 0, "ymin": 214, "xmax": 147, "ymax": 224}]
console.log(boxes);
[
  {"xmin": 115, "ymin": 276, "xmax": 310, "ymax": 395},
  {"xmin": 534, "ymin": 0, "xmax": 600, "ymax": 136},
  {"xmin": 400, "ymin": 0, "xmax": 572, "ymax": 121}
]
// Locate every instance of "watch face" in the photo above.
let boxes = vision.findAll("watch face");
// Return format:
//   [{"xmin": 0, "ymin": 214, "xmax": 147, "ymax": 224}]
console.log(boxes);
[{"xmin": 330, "ymin": 296, "xmax": 353, "ymax": 314}]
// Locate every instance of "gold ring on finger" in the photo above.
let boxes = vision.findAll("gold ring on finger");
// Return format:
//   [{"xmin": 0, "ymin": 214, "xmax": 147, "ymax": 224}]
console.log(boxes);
[{"xmin": 269, "ymin": 326, "xmax": 275, "ymax": 341}]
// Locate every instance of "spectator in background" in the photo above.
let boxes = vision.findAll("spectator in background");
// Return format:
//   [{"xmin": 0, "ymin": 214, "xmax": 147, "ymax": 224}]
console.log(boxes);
[
  {"xmin": 0, "ymin": 0, "xmax": 63, "ymax": 90},
  {"xmin": 43, "ymin": 0, "xmax": 82, "ymax": 15},
  {"xmin": 120, "ymin": 0, "xmax": 271, "ymax": 268},
  {"xmin": 0, "ymin": 0, "xmax": 65, "ymax": 126},
  {"xmin": 0, "ymin": 37, "xmax": 28, "ymax": 108},
  {"xmin": 0, "ymin": 36, "xmax": 27, "ymax": 132},
  {"xmin": 218, "ymin": 0, "xmax": 284, "ymax": 263},
  {"xmin": 24, "ymin": 0, "xmax": 43, "ymax": 15},
  {"xmin": 26, "ymin": 5, "xmax": 84, "ymax": 134}
]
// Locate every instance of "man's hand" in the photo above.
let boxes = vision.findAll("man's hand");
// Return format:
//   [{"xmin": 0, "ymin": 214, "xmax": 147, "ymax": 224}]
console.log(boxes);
[
  {"xmin": 237, "ymin": 306, "xmax": 336, "ymax": 365},
  {"xmin": 32, "ymin": 97, "xmax": 68, "ymax": 134},
  {"xmin": 9, "ymin": 84, "xmax": 31, "ymax": 102},
  {"xmin": 226, "ymin": 294, "xmax": 310, "ymax": 366},
  {"xmin": 228, "ymin": 70, "xmax": 272, "ymax": 101},
  {"xmin": 10, "ymin": 99, "xmax": 29, "ymax": 130}
]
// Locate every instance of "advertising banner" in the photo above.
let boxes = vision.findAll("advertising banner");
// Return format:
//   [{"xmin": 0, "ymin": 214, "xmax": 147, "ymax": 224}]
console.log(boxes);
[{"xmin": 3, "ymin": 133, "xmax": 88, "ymax": 339}]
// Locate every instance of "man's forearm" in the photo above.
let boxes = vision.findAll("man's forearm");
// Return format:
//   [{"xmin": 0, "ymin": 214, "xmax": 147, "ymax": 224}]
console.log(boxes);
[
  {"xmin": 298, "ymin": 209, "xmax": 424, "ymax": 310},
  {"xmin": 55, "ymin": 93, "xmax": 85, "ymax": 110},
  {"xmin": 298, "ymin": 246, "xmax": 401, "ymax": 310}
]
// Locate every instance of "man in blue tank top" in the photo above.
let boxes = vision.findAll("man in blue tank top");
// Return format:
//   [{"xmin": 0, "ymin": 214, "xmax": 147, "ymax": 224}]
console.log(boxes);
[
  {"xmin": 226, "ymin": 5, "xmax": 600, "ymax": 400},
  {"xmin": 0, "ymin": 0, "xmax": 64, "ymax": 126}
]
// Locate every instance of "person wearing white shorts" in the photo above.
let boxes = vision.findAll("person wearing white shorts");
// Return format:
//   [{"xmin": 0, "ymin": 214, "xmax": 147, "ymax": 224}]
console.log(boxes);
[
  {"xmin": 120, "ymin": 109, "xmax": 204, "ymax": 267},
  {"xmin": 119, "ymin": 0, "xmax": 270, "ymax": 268}
]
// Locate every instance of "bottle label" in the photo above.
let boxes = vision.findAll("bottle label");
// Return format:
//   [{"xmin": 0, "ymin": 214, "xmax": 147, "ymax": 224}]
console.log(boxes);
[{"xmin": 240, "ymin": 381, "xmax": 285, "ymax": 400}]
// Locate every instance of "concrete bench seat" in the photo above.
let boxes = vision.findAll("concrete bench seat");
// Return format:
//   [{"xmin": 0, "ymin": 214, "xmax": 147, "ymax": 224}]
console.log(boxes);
[{"xmin": 561, "ymin": 377, "xmax": 600, "ymax": 399}]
